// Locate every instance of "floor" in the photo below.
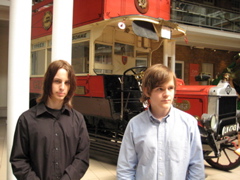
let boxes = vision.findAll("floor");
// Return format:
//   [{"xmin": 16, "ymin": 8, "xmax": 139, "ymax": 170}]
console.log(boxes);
[{"xmin": 1, "ymin": 118, "xmax": 240, "ymax": 180}]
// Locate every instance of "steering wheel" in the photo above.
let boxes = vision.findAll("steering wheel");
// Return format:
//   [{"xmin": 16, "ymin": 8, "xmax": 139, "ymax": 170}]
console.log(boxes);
[{"xmin": 123, "ymin": 66, "xmax": 147, "ymax": 81}]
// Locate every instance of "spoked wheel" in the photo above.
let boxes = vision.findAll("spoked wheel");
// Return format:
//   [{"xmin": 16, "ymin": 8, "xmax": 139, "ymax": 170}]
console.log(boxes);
[{"xmin": 205, "ymin": 138, "xmax": 240, "ymax": 171}]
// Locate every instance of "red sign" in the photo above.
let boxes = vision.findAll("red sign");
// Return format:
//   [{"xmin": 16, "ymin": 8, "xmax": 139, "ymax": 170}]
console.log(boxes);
[{"xmin": 189, "ymin": 64, "xmax": 199, "ymax": 85}]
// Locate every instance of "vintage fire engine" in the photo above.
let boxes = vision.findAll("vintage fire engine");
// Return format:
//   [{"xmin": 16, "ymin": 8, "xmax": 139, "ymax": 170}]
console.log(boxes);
[
  {"xmin": 30, "ymin": 0, "xmax": 240, "ymax": 171},
  {"xmin": 175, "ymin": 77, "xmax": 240, "ymax": 171}
]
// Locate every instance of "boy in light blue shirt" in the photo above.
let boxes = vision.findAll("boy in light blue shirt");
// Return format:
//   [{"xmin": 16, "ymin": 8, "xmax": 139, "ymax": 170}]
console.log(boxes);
[{"xmin": 117, "ymin": 64, "xmax": 205, "ymax": 180}]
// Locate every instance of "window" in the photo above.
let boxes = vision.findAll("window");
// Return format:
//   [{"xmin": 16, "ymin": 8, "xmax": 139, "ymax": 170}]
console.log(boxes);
[
  {"xmin": 31, "ymin": 50, "xmax": 45, "ymax": 75},
  {"xmin": 175, "ymin": 61, "xmax": 184, "ymax": 79},
  {"xmin": 202, "ymin": 63, "xmax": 213, "ymax": 78},
  {"xmin": 94, "ymin": 44, "xmax": 113, "ymax": 74},
  {"xmin": 31, "ymin": 42, "xmax": 48, "ymax": 75},
  {"xmin": 95, "ymin": 44, "xmax": 112, "ymax": 64},
  {"xmin": 114, "ymin": 43, "xmax": 134, "ymax": 57},
  {"xmin": 136, "ymin": 51, "xmax": 148, "ymax": 67},
  {"xmin": 72, "ymin": 41, "xmax": 89, "ymax": 74},
  {"xmin": 31, "ymin": 41, "xmax": 51, "ymax": 76}
]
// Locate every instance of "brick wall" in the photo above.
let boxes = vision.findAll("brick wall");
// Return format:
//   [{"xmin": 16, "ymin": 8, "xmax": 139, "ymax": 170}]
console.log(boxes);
[{"xmin": 152, "ymin": 45, "xmax": 238, "ymax": 84}]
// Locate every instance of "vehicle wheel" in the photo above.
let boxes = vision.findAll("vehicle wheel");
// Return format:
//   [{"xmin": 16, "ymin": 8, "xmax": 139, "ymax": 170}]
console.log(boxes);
[
  {"xmin": 123, "ymin": 66, "xmax": 147, "ymax": 80},
  {"xmin": 205, "ymin": 139, "xmax": 240, "ymax": 171}
]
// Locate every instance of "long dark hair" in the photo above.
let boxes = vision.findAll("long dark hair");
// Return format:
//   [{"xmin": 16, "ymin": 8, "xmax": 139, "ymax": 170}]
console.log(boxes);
[{"xmin": 36, "ymin": 60, "xmax": 76, "ymax": 108}]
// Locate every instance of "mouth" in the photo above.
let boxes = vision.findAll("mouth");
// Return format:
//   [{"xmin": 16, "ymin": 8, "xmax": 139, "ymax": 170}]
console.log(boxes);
[
  {"xmin": 57, "ymin": 93, "xmax": 65, "ymax": 97},
  {"xmin": 162, "ymin": 99, "xmax": 171, "ymax": 103}
]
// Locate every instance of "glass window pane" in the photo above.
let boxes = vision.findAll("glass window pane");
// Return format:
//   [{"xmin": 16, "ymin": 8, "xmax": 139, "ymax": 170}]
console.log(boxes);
[
  {"xmin": 72, "ymin": 41, "xmax": 89, "ymax": 74},
  {"xmin": 95, "ymin": 44, "xmax": 112, "ymax": 64},
  {"xmin": 175, "ymin": 63, "xmax": 183, "ymax": 79},
  {"xmin": 31, "ymin": 50, "xmax": 45, "ymax": 75},
  {"xmin": 114, "ymin": 43, "xmax": 134, "ymax": 57},
  {"xmin": 47, "ymin": 48, "xmax": 51, "ymax": 67},
  {"xmin": 136, "ymin": 51, "xmax": 148, "ymax": 66}
]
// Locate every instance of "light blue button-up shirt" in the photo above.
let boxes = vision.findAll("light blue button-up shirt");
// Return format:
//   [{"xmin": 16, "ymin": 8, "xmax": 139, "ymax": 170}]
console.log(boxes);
[{"xmin": 117, "ymin": 106, "xmax": 205, "ymax": 180}]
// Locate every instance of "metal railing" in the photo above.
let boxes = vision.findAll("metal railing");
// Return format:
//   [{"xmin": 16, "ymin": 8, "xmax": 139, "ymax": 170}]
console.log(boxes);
[{"xmin": 171, "ymin": 0, "xmax": 240, "ymax": 33}]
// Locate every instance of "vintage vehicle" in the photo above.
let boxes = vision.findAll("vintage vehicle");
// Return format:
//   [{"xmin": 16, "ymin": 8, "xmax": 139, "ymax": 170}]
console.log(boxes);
[
  {"xmin": 176, "ymin": 77, "xmax": 240, "ymax": 171},
  {"xmin": 30, "ymin": 0, "xmax": 240, "ymax": 171}
]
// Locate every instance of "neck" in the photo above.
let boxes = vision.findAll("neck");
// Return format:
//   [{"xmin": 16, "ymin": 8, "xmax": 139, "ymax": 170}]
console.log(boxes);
[
  {"xmin": 46, "ymin": 98, "xmax": 63, "ymax": 110},
  {"xmin": 150, "ymin": 106, "xmax": 170, "ymax": 121}
]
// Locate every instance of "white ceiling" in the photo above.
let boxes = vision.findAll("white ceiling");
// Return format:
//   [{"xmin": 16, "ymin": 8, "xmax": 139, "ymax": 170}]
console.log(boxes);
[{"xmin": 175, "ymin": 23, "xmax": 240, "ymax": 52}]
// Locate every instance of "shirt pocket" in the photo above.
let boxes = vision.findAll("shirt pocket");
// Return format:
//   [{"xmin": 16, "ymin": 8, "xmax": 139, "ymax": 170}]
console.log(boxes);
[{"xmin": 167, "ymin": 139, "xmax": 188, "ymax": 162}]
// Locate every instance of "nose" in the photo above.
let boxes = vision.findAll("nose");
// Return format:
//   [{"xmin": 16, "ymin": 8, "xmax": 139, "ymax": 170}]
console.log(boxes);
[
  {"xmin": 163, "ymin": 89, "xmax": 170, "ymax": 96},
  {"xmin": 60, "ymin": 82, "xmax": 65, "ymax": 90}
]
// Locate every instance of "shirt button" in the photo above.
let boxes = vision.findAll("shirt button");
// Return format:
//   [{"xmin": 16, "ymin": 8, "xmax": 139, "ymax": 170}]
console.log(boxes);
[
  {"xmin": 159, "ymin": 157, "xmax": 162, "ymax": 160},
  {"xmin": 56, "ymin": 162, "xmax": 59, "ymax": 165},
  {"xmin": 55, "ymin": 133, "xmax": 58, "ymax": 136},
  {"xmin": 160, "ymin": 172, "xmax": 163, "ymax": 176},
  {"xmin": 55, "ymin": 147, "xmax": 59, "ymax": 151}
]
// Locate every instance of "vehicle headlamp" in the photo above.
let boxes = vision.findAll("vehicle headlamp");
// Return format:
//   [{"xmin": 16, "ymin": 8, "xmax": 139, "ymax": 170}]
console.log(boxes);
[
  {"xmin": 201, "ymin": 113, "xmax": 218, "ymax": 132},
  {"xmin": 210, "ymin": 115, "xmax": 218, "ymax": 132}
]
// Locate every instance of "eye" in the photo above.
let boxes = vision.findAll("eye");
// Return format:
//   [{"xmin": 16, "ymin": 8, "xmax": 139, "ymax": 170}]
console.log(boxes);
[
  {"xmin": 65, "ymin": 81, "xmax": 70, "ymax": 85},
  {"xmin": 156, "ymin": 87, "xmax": 163, "ymax": 91},
  {"xmin": 53, "ymin": 79, "xmax": 61, "ymax": 84},
  {"xmin": 168, "ymin": 86, "xmax": 174, "ymax": 90}
]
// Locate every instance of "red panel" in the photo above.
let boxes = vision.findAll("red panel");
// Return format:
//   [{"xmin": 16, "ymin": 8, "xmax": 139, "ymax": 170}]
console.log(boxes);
[
  {"xmin": 189, "ymin": 63, "xmax": 200, "ymax": 85},
  {"xmin": 31, "ymin": 0, "xmax": 170, "ymax": 39},
  {"xmin": 175, "ymin": 84, "xmax": 215, "ymax": 118},
  {"xmin": 174, "ymin": 96, "xmax": 207, "ymax": 118},
  {"xmin": 32, "ymin": 7, "xmax": 53, "ymax": 39},
  {"xmin": 103, "ymin": 0, "xmax": 170, "ymax": 20},
  {"xmin": 73, "ymin": 0, "xmax": 104, "ymax": 28},
  {"xmin": 176, "ymin": 85, "xmax": 215, "ymax": 96},
  {"xmin": 176, "ymin": 78, "xmax": 185, "ymax": 86},
  {"xmin": 30, "ymin": 77, "xmax": 44, "ymax": 94},
  {"xmin": 75, "ymin": 75, "xmax": 105, "ymax": 97},
  {"xmin": 32, "ymin": 0, "xmax": 104, "ymax": 39}
]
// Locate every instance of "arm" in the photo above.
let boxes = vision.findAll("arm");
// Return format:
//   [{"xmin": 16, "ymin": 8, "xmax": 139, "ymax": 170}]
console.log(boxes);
[
  {"xmin": 117, "ymin": 123, "xmax": 137, "ymax": 180},
  {"xmin": 61, "ymin": 115, "xmax": 90, "ymax": 180},
  {"xmin": 10, "ymin": 115, "xmax": 40, "ymax": 180},
  {"xmin": 186, "ymin": 119, "xmax": 205, "ymax": 180}
]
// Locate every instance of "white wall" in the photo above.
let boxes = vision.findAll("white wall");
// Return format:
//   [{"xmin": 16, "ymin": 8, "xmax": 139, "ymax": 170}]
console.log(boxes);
[
  {"xmin": 0, "ymin": 22, "xmax": 8, "ymax": 117},
  {"xmin": 0, "ymin": 1, "xmax": 10, "ymax": 117}
]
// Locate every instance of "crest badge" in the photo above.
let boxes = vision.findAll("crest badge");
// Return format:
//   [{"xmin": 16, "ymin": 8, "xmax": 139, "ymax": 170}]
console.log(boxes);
[
  {"xmin": 122, "ymin": 56, "xmax": 128, "ymax": 65},
  {"xmin": 134, "ymin": 0, "xmax": 149, "ymax": 14},
  {"xmin": 43, "ymin": 11, "xmax": 52, "ymax": 30}
]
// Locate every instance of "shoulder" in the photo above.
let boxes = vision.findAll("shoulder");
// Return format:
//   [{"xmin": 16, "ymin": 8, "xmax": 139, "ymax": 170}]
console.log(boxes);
[
  {"xmin": 172, "ymin": 107, "xmax": 197, "ymax": 124},
  {"xmin": 18, "ymin": 105, "xmax": 38, "ymax": 120},
  {"xmin": 173, "ymin": 107, "xmax": 194, "ymax": 118},
  {"xmin": 71, "ymin": 108, "xmax": 83, "ymax": 117},
  {"xmin": 129, "ymin": 110, "xmax": 148, "ymax": 124},
  {"xmin": 70, "ymin": 108, "xmax": 85, "ymax": 122},
  {"xmin": 126, "ymin": 110, "xmax": 149, "ymax": 131}
]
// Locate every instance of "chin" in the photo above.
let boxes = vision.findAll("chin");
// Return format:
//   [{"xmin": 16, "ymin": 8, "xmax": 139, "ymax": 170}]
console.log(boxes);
[{"xmin": 162, "ymin": 104, "xmax": 171, "ymax": 109}]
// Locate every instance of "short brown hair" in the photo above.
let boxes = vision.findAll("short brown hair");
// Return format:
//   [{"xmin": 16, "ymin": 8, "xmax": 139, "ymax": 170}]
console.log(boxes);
[
  {"xmin": 37, "ymin": 60, "xmax": 76, "ymax": 108},
  {"xmin": 140, "ymin": 64, "xmax": 176, "ymax": 102}
]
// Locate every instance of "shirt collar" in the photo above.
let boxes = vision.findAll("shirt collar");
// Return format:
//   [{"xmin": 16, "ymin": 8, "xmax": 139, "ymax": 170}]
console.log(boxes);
[
  {"xmin": 36, "ymin": 102, "xmax": 70, "ymax": 117},
  {"xmin": 147, "ymin": 105, "xmax": 173, "ymax": 124}
]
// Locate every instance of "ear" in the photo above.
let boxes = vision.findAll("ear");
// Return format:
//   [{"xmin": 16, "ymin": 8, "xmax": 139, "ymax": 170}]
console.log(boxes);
[{"xmin": 143, "ymin": 87, "xmax": 150, "ymax": 98}]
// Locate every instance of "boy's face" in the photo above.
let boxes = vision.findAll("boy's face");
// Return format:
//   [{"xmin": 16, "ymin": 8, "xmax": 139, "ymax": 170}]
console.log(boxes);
[
  {"xmin": 149, "ymin": 78, "xmax": 175, "ymax": 111},
  {"xmin": 50, "ymin": 68, "xmax": 70, "ymax": 104}
]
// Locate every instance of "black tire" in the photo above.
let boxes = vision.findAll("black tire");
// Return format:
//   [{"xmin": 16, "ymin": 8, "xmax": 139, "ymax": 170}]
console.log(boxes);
[{"xmin": 205, "ymin": 139, "xmax": 240, "ymax": 171}]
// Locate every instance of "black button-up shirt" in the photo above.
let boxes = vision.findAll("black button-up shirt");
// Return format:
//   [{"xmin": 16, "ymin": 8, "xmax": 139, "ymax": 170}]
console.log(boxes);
[{"xmin": 10, "ymin": 103, "xmax": 90, "ymax": 180}]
